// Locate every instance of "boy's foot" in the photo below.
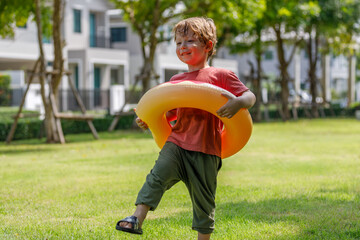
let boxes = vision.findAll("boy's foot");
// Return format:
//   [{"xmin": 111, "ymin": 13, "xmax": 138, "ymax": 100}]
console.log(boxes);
[{"xmin": 116, "ymin": 216, "xmax": 143, "ymax": 235}]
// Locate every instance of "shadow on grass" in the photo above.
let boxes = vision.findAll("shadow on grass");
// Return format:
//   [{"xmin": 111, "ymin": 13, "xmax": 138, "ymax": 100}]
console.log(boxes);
[
  {"xmin": 1, "ymin": 130, "xmax": 154, "ymax": 146},
  {"xmin": 216, "ymin": 194, "xmax": 360, "ymax": 239},
  {"xmin": 64, "ymin": 130, "xmax": 154, "ymax": 144},
  {"xmin": 143, "ymin": 192, "xmax": 360, "ymax": 239}
]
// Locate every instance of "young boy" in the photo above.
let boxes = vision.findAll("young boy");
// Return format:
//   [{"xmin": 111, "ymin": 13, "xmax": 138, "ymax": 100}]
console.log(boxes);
[{"xmin": 116, "ymin": 17, "xmax": 256, "ymax": 240}]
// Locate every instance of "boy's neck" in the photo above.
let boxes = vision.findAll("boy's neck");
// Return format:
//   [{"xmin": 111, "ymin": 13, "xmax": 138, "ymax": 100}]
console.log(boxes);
[{"xmin": 187, "ymin": 63, "xmax": 210, "ymax": 73}]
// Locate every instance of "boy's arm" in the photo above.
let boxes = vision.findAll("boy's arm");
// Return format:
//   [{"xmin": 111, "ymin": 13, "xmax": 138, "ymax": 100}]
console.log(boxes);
[{"xmin": 216, "ymin": 90, "xmax": 256, "ymax": 119}]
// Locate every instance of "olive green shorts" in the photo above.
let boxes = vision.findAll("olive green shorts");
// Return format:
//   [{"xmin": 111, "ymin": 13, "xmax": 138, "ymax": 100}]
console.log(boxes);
[{"xmin": 135, "ymin": 141, "xmax": 222, "ymax": 234}]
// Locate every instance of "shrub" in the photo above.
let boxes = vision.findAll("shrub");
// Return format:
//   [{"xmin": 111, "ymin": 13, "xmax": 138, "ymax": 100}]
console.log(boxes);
[
  {"xmin": 0, "ymin": 119, "xmax": 43, "ymax": 141},
  {"xmin": 0, "ymin": 75, "xmax": 11, "ymax": 106},
  {"xmin": 0, "ymin": 113, "xmax": 136, "ymax": 141}
]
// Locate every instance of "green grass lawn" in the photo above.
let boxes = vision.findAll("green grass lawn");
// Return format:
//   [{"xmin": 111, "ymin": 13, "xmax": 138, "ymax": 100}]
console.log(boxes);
[{"xmin": 1, "ymin": 118, "xmax": 360, "ymax": 240}]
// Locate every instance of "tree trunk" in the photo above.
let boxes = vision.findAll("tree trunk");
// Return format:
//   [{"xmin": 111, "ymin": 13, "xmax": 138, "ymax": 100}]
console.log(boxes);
[
  {"xmin": 306, "ymin": 27, "xmax": 319, "ymax": 118},
  {"xmin": 347, "ymin": 54, "xmax": 356, "ymax": 107},
  {"xmin": 321, "ymin": 53, "xmax": 331, "ymax": 104},
  {"xmin": 274, "ymin": 26, "xmax": 291, "ymax": 120},
  {"xmin": 52, "ymin": 0, "xmax": 64, "ymax": 100},
  {"xmin": 141, "ymin": 59, "xmax": 152, "ymax": 94},
  {"xmin": 35, "ymin": 0, "xmax": 58, "ymax": 143},
  {"xmin": 252, "ymin": 35, "xmax": 263, "ymax": 122},
  {"xmin": 139, "ymin": 29, "xmax": 159, "ymax": 94}
]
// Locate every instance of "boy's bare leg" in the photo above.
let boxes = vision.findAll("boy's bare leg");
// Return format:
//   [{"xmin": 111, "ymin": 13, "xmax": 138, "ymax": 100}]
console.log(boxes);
[
  {"xmin": 198, "ymin": 232, "xmax": 211, "ymax": 240},
  {"xmin": 119, "ymin": 204, "xmax": 150, "ymax": 228}
]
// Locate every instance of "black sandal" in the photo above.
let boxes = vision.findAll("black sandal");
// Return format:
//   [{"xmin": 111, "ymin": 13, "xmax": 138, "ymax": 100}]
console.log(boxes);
[{"xmin": 115, "ymin": 216, "xmax": 143, "ymax": 235}]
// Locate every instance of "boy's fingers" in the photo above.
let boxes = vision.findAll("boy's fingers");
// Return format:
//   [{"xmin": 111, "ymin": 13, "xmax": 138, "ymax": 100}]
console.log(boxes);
[{"xmin": 135, "ymin": 118, "xmax": 149, "ymax": 130}]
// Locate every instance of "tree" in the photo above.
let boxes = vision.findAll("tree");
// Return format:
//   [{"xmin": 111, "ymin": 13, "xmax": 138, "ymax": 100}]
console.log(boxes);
[
  {"xmin": 109, "ymin": 0, "xmax": 255, "ymax": 94},
  {"xmin": 264, "ymin": 0, "xmax": 306, "ymax": 120},
  {"xmin": 323, "ymin": 0, "xmax": 360, "ymax": 107},
  {"xmin": 298, "ymin": 1, "xmax": 321, "ymax": 117},
  {"xmin": 2, "ymin": 0, "xmax": 65, "ymax": 143},
  {"xmin": 301, "ymin": 0, "xmax": 360, "ymax": 116},
  {"xmin": 110, "ymin": 0, "xmax": 195, "ymax": 94},
  {"xmin": 35, "ymin": 0, "xmax": 66, "ymax": 143},
  {"xmin": 34, "ymin": 0, "xmax": 57, "ymax": 142},
  {"xmin": 182, "ymin": 0, "xmax": 265, "ymax": 58},
  {"xmin": 230, "ymin": 18, "xmax": 268, "ymax": 122}
]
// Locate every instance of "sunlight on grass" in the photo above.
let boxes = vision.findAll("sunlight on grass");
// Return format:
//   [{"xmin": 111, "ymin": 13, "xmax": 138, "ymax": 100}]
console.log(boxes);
[{"xmin": 1, "ymin": 119, "xmax": 360, "ymax": 239}]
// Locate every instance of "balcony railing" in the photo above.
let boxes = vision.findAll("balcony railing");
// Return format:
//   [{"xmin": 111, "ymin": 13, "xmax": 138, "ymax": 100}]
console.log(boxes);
[
  {"xmin": 58, "ymin": 89, "xmax": 110, "ymax": 112},
  {"xmin": 89, "ymin": 35, "xmax": 116, "ymax": 49}
]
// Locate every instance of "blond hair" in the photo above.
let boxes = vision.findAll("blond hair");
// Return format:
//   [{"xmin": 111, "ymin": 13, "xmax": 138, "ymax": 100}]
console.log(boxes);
[{"xmin": 173, "ymin": 17, "xmax": 217, "ymax": 59}]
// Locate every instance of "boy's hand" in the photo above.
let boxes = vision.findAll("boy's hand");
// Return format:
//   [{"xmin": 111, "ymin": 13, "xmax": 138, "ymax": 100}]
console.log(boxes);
[
  {"xmin": 216, "ymin": 92, "xmax": 241, "ymax": 119},
  {"xmin": 216, "ymin": 90, "xmax": 256, "ymax": 119},
  {"xmin": 136, "ymin": 117, "xmax": 149, "ymax": 130}
]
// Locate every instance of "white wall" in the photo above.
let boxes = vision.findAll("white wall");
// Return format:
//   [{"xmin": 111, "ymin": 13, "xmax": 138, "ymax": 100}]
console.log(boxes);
[{"xmin": 64, "ymin": 0, "xmax": 112, "ymax": 50}]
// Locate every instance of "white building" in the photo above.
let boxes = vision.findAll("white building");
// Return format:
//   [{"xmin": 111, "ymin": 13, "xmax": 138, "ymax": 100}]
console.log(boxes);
[{"xmin": 0, "ymin": 0, "xmax": 130, "ymax": 114}]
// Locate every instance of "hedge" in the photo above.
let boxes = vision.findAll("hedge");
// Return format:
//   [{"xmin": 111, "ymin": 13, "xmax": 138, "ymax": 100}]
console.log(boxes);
[
  {"xmin": 1, "ymin": 104, "xmax": 358, "ymax": 141},
  {"xmin": 0, "ymin": 114, "xmax": 136, "ymax": 141},
  {"xmin": 249, "ymin": 104, "xmax": 359, "ymax": 120}
]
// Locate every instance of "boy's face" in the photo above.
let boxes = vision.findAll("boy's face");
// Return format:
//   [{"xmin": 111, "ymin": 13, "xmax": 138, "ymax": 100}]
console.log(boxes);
[{"xmin": 175, "ymin": 29, "xmax": 211, "ymax": 71}]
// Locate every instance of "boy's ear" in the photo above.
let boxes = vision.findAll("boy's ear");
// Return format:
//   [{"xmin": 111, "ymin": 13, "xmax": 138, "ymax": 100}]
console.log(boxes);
[{"xmin": 205, "ymin": 40, "xmax": 213, "ymax": 52}]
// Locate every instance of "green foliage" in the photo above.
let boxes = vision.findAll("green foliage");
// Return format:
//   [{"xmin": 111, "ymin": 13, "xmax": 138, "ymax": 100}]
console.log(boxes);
[
  {"xmin": 319, "ymin": 0, "xmax": 360, "ymax": 55},
  {"xmin": 0, "ymin": 75, "xmax": 11, "ymax": 106},
  {"xmin": 265, "ymin": 0, "xmax": 304, "ymax": 28},
  {"xmin": 349, "ymin": 102, "xmax": 360, "ymax": 110},
  {"xmin": 110, "ymin": 0, "xmax": 181, "ymax": 45},
  {"xmin": 0, "ymin": 0, "xmax": 33, "ymax": 38},
  {"xmin": 0, "ymin": 0, "xmax": 52, "ymax": 39},
  {"xmin": 183, "ymin": 0, "xmax": 266, "ymax": 50}
]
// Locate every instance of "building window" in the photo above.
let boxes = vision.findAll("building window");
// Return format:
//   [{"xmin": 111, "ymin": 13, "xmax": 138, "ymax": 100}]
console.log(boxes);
[
  {"xmin": 111, "ymin": 27, "xmax": 127, "ymax": 42},
  {"xmin": 42, "ymin": 35, "xmax": 51, "ymax": 43},
  {"xmin": 73, "ymin": 9, "xmax": 82, "ymax": 33},
  {"xmin": 89, "ymin": 13, "xmax": 96, "ymax": 47},
  {"xmin": 304, "ymin": 50, "xmax": 309, "ymax": 59},
  {"xmin": 74, "ymin": 64, "xmax": 79, "ymax": 89},
  {"xmin": 264, "ymin": 50, "xmax": 273, "ymax": 60},
  {"xmin": 111, "ymin": 66, "xmax": 124, "ymax": 85}
]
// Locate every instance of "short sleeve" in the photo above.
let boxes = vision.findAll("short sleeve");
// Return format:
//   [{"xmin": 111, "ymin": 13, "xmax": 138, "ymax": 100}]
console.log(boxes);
[{"xmin": 222, "ymin": 70, "xmax": 249, "ymax": 97}]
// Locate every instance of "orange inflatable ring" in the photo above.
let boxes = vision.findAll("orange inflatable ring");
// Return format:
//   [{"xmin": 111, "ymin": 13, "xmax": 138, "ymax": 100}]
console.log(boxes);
[{"xmin": 135, "ymin": 80, "xmax": 253, "ymax": 159}]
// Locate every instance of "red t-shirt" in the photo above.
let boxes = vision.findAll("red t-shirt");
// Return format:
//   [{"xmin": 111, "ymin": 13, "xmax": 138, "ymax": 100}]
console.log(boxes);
[{"xmin": 166, "ymin": 67, "xmax": 249, "ymax": 158}]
